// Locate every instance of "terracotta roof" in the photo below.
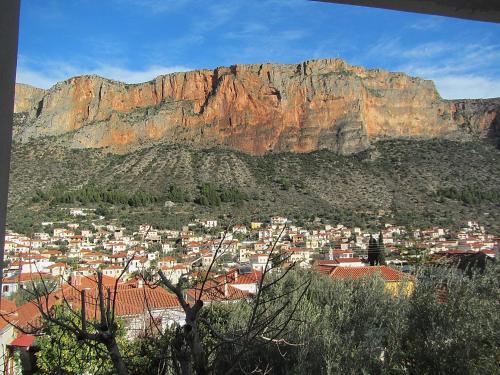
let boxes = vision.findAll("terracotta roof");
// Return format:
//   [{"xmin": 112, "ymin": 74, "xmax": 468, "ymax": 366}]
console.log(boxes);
[
  {"xmin": 2, "ymin": 273, "xmax": 52, "ymax": 284},
  {"xmin": 331, "ymin": 249, "xmax": 353, "ymax": 254},
  {"xmin": 9, "ymin": 334, "xmax": 36, "ymax": 347},
  {"xmin": 316, "ymin": 260, "xmax": 337, "ymax": 266},
  {"xmin": 13, "ymin": 294, "xmax": 59, "ymax": 331},
  {"xmin": 0, "ymin": 299, "xmax": 18, "ymax": 331},
  {"xmin": 186, "ymin": 282, "xmax": 249, "ymax": 302},
  {"xmin": 316, "ymin": 265, "xmax": 334, "ymax": 275},
  {"xmin": 69, "ymin": 274, "xmax": 118, "ymax": 289},
  {"xmin": 334, "ymin": 257, "xmax": 363, "ymax": 264},
  {"xmin": 47, "ymin": 262, "xmax": 66, "ymax": 269},
  {"xmin": 329, "ymin": 266, "xmax": 411, "ymax": 282},
  {"xmin": 481, "ymin": 249, "xmax": 495, "ymax": 254},
  {"xmin": 216, "ymin": 268, "xmax": 263, "ymax": 286},
  {"xmin": 56, "ymin": 284, "xmax": 180, "ymax": 319},
  {"xmin": 0, "ymin": 299, "xmax": 17, "ymax": 313}
]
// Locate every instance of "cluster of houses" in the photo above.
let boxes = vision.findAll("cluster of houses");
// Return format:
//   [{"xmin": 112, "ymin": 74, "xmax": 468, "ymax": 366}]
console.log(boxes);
[{"xmin": 0, "ymin": 215, "xmax": 498, "ymax": 373}]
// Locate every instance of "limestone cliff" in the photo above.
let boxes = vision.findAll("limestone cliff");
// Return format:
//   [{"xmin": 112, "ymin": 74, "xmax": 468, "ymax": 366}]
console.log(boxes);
[
  {"xmin": 14, "ymin": 83, "xmax": 45, "ymax": 113},
  {"xmin": 13, "ymin": 59, "xmax": 500, "ymax": 155}
]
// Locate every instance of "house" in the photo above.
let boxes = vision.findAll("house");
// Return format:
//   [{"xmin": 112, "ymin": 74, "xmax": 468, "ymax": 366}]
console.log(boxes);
[
  {"xmin": 329, "ymin": 249, "xmax": 354, "ymax": 260},
  {"xmin": 69, "ymin": 208, "xmax": 86, "ymax": 217},
  {"xmin": 160, "ymin": 264, "xmax": 189, "ymax": 285},
  {"xmin": 186, "ymin": 278, "xmax": 250, "ymax": 304},
  {"xmin": 158, "ymin": 256, "xmax": 176, "ymax": 268},
  {"xmin": 250, "ymin": 253, "xmax": 270, "ymax": 272},
  {"xmin": 201, "ymin": 220, "xmax": 218, "ymax": 228},
  {"xmin": 253, "ymin": 241, "xmax": 267, "ymax": 252},
  {"xmin": 12, "ymin": 279, "xmax": 183, "ymax": 342},
  {"xmin": 270, "ymin": 216, "xmax": 288, "ymax": 225},
  {"xmin": 0, "ymin": 299, "xmax": 17, "ymax": 373},
  {"xmin": 102, "ymin": 265, "xmax": 125, "ymax": 278},
  {"xmin": 232, "ymin": 224, "xmax": 248, "ymax": 235},
  {"xmin": 221, "ymin": 267, "xmax": 263, "ymax": 294},
  {"xmin": 330, "ymin": 257, "xmax": 364, "ymax": 267},
  {"xmin": 250, "ymin": 222, "xmax": 263, "ymax": 230},
  {"xmin": 287, "ymin": 248, "xmax": 312, "ymax": 264},
  {"xmin": 328, "ymin": 266, "xmax": 414, "ymax": 295},
  {"xmin": 1, "ymin": 273, "xmax": 53, "ymax": 297},
  {"xmin": 186, "ymin": 241, "xmax": 201, "ymax": 253},
  {"xmin": 47, "ymin": 262, "xmax": 67, "ymax": 279},
  {"xmin": 109, "ymin": 252, "xmax": 128, "ymax": 267}
]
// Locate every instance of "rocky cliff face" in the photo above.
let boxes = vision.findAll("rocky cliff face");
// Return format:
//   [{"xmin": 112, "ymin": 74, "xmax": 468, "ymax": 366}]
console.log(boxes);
[
  {"xmin": 13, "ymin": 59, "xmax": 500, "ymax": 155},
  {"xmin": 14, "ymin": 83, "xmax": 45, "ymax": 113}
]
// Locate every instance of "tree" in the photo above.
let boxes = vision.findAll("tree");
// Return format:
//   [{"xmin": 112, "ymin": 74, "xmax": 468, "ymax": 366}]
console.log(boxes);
[
  {"xmin": 156, "ymin": 225, "xmax": 310, "ymax": 374},
  {"xmin": 378, "ymin": 230, "xmax": 386, "ymax": 265},
  {"xmin": 3, "ymin": 270, "xmax": 131, "ymax": 375},
  {"xmin": 367, "ymin": 234, "xmax": 379, "ymax": 266},
  {"xmin": 13, "ymin": 278, "xmax": 58, "ymax": 306},
  {"xmin": 35, "ymin": 305, "xmax": 120, "ymax": 375}
]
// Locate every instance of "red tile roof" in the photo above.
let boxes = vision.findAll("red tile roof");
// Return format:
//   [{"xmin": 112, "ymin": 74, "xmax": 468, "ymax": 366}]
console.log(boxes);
[
  {"xmin": 58, "ymin": 285, "xmax": 180, "ymax": 319},
  {"xmin": 0, "ymin": 299, "xmax": 18, "ymax": 331},
  {"xmin": 2, "ymin": 273, "xmax": 52, "ymax": 284},
  {"xmin": 334, "ymin": 257, "xmax": 363, "ymax": 264},
  {"xmin": 9, "ymin": 334, "xmax": 36, "ymax": 347},
  {"xmin": 216, "ymin": 268, "xmax": 263, "ymax": 286},
  {"xmin": 329, "ymin": 266, "xmax": 411, "ymax": 282},
  {"xmin": 0, "ymin": 299, "xmax": 17, "ymax": 313},
  {"xmin": 186, "ymin": 276, "xmax": 250, "ymax": 303}
]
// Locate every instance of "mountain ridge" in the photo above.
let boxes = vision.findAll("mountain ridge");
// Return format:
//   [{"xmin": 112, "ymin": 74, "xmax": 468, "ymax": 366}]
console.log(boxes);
[{"xmin": 13, "ymin": 58, "xmax": 500, "ymax": 155}]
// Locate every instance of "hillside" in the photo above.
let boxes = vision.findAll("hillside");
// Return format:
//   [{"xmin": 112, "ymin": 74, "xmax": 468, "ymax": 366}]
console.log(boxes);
[{"xmin": 7, "ymin": 135, "xmax": 500, "ymax": 234}]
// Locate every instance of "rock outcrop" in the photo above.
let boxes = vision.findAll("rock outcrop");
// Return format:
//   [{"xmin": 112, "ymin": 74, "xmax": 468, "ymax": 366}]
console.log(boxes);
[
  {"xmin": 14, "ymin": 83, "xmax": 45, "ymax": 113},
  {"xmin": 13, "ymin": 59, "xmax": 500, "ymax": 155}
]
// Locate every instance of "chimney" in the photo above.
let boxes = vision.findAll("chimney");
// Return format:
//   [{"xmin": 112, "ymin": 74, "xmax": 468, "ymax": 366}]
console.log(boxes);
[{"xmin": 234, "ymin": 269, "xmax": 238, "ymax": 281}]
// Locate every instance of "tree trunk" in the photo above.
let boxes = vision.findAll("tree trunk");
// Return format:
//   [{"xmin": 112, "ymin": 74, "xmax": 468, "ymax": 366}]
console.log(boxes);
[
  {"xmin": 190, "ymin": 326, "xmax": 208, "ymax": 375},
  {"xmin": 105, "ymin": 338, "xmax": 129, "ymax": 375}
]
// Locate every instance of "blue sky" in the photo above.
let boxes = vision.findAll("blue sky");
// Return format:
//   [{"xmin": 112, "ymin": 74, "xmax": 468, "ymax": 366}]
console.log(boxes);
[{"xmin": 17, "ymin": 0, "xmax": 500, "ymax": 99}]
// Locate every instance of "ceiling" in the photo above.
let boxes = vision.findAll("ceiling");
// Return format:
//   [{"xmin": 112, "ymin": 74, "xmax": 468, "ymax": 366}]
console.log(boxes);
[{"xmin": 314, "ymin": 0, "xmax": 500, "ymax": 23}]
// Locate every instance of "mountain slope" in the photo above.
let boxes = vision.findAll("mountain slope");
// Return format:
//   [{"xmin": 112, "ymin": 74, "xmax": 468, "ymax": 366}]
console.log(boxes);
[{"xmin": 7, "ymin": 137, "xmax": 500, "ymax": 234}]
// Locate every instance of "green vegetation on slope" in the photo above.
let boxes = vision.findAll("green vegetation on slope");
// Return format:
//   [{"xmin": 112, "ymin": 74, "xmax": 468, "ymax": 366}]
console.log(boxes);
[{"xmin": 7, "ymin": 138, "xmax": 500, "ymax": 234}]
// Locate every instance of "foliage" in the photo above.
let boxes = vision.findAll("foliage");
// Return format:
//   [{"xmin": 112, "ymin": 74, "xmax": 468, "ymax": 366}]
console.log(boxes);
[
  {"xmin": 35, "ymin": 305, "xmax": 121, "ymax": 375},
  {"xmin": 378, "ymin": 230, "xmax": 386, "ymax": 265},
  {"xmin": 9, "ymin": 139, "xmax": 500, "ymax": 234},
  {"xmin": 434, "ymin": 186, "xmax": 500, "ymax": 205},
  {"xmin": 31, "ymin": 265, "xmax": 499, "ymax": 374},
  {"xmin": 32, "ymin": 184, "xmax": 159, "ymax": 207},
  {"xmin": 367, "ymin": 235, "xmax": 379, "ymax": 266},
  {"xmin": 196, "ymin": 183, "xmax": 221, "ymax": 207},
  {"xmin": 13, "ymin": 279, "xmax": 58, "ymax": 306},
  {"xmin": 120, "ymin": 330, "xmax": 176, "ymax": 375},
  {"xmin": 198, "ymin": 266, "xmax": 499, "ymax": 374},
  {"xmin": 166, "ymin": 185, "xmax": 190, "ymax": 203},
  {"xmin": 195, "ymin": 183, "xmax": 248, "ymax": 207}
]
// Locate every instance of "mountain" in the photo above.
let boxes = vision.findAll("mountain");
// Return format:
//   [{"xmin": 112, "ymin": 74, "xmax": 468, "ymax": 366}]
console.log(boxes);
[
  {"xmin": 13, "ymin": 58, "xmax": 500, "ymax": 155},
  {"xmin": 9, "ymin": 59, "xmax": 500, "ymax": 234}
]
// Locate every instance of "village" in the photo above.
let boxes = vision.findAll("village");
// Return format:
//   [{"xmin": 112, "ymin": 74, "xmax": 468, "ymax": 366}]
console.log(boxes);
[{"xmin": 0, "ymin": 210, "xmax": 498, "ymax": 372}]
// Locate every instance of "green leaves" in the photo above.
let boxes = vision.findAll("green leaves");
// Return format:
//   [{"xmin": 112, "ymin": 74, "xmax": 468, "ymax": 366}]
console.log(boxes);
[{"xmin": 195, "ymin": 183, "xmax": 248, "ymax": 207}]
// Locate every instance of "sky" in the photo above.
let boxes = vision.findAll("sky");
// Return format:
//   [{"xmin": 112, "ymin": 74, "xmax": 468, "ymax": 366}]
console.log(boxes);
[{"xmin": 17, "ymin": 0, "xmax": 500, "ymax": 99}]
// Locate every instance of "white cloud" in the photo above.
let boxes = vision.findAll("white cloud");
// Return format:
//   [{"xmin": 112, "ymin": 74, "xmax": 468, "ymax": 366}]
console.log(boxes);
[
  {"xmin": 408, "ymin": 17, "xmax": 443, "ymax": 31},
  {"xmin": 118, "ymin": 0, "xmax": 192, "ymax": 13},
  {"xmin": 363, "ymin": 37, "xmax": 500, "ymax": 99},
  {"xmin": 400, "ymin": 42, "xmax": 451, "ymax": 59},
  {"xmin": 433, "ymin": 75, "xmax": 500, "ymax": 99},
  {"xmin": 16, "ymin": 61, "xmax": 191, "ymax": 89}
]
